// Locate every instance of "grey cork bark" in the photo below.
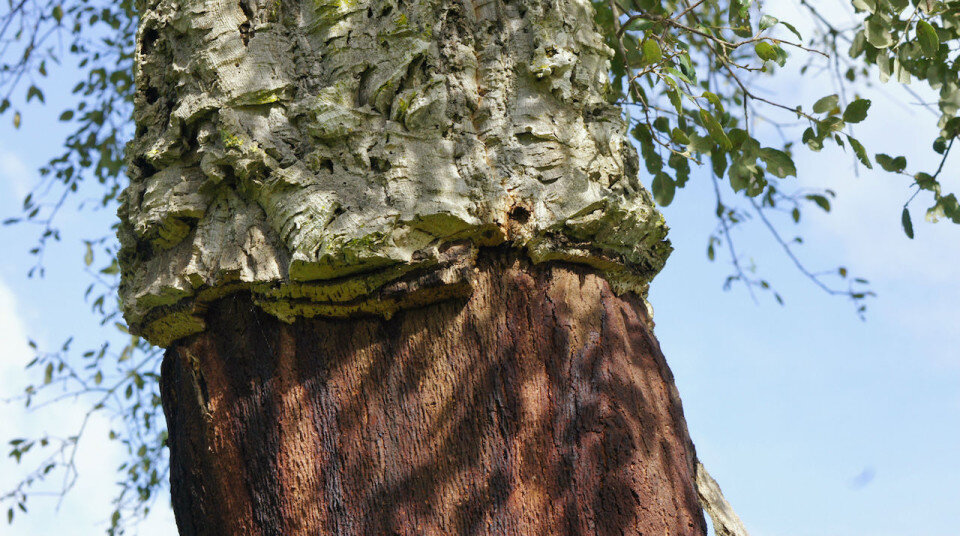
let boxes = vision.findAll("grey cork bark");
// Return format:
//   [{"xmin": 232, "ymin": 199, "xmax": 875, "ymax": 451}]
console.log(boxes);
[{"xmin": 119, "ymin": 0, "xmax": 671, "ymax": 347}]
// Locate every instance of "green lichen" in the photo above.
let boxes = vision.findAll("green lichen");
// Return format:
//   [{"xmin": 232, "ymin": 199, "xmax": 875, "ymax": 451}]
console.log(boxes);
[
  {"xmin": 310, "ymin": 0, "xmax": 364, "ymax": 28},
  {"xmin": 220, "ymin": 130, "xmax": 245, "ymax": 150},
  {"xmin": 153, "ymin": 217, "xmax": 192, "ymax": 250},
  {"xmin": 142, "ymin": 311, "xmax": 207, "ymax": 349},
  {"xmin": 268, "ymin": 0, "xmax": 282, "ymax": 21},
  {"xmin": 229, "ymin": 86, "xmax": 289, "ymax": 107}
]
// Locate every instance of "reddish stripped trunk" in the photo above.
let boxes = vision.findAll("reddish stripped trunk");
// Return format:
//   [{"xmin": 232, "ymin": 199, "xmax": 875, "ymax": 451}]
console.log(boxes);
[{"xmin": 160, "ymin": 250, "xmax": 706, "ymax": 535}]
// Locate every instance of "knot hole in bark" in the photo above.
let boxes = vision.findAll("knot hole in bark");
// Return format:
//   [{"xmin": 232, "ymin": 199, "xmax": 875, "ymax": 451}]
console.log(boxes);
[
  {"xmin": 238, "ymin": 1, "xmax": 255, "ymax": 46},
  {"xmin": 139, "ymin": 27, "xmax": 160, "ymax": 54},
  {"xmin": 131, "ymin": 156, "xmax": 158, "ymax": 181},
  {"xmin": 508, "ymin": 206, "xmax": 530, "ymax": 224},
  {"xmin": 370, "ymin": 156, "xmax": 392, "ymax": 173}
]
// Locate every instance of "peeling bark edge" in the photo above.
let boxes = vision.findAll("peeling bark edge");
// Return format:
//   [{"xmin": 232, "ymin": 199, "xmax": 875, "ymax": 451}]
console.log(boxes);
[
  {"xmin": 134, "ymin": 241, "xmax": 667, "ymax": 348},
  {"xmin": 696, "ymin": 461, "xmax": 751, "ymax": 536}
]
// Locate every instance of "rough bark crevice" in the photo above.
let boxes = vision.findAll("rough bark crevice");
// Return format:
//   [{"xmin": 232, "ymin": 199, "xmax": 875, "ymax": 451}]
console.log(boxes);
[{"xmin": 161, "ymin": 250, "xmax": 706, "ymax": 535}]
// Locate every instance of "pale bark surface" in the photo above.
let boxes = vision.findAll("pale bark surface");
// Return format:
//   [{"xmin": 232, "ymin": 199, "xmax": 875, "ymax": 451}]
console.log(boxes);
[
  {"xmin": 696, "ymin": 462, "xmax": 751, "ymax": 536},
  {"xmin": 162, "ymin": 251, "xmax": 706, "ymax": 536},
  {"xmin": 120, "ymin": 0, "xmax": 670, "ymax": 347}
]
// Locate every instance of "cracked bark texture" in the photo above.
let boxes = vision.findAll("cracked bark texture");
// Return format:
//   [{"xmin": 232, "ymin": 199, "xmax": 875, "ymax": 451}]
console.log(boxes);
[
  {"xmin": 162, "ymin": 251, "xmax": 706, "ymax": 536},
  {"xmin": 120, "ymin": 0, "xmax": 671, "ymax": 347}
]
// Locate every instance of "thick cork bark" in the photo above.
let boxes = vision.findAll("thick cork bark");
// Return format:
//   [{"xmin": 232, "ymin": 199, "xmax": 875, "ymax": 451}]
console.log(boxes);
[
  {"xmin": 161, "ymin": 251, "xmax": 706, "ymax": 535},
  {"xmin": 120, "ymin": 0, "xmax": 670, "ymax": 348}
]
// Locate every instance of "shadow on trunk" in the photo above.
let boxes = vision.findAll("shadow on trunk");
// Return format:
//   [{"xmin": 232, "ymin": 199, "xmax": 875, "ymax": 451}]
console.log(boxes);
[{"xmin": 161, "ymin": 249, "xmax": 706, "ymax": 536}]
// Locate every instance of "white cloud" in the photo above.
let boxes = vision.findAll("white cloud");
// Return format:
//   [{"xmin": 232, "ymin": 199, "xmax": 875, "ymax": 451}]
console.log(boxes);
[
  {"xmin": 0, "ymin": 149, "xmax": 31, "ymax": 201},
  {"xmin": 0, "ymin": 277, "xmax": 176, "ymax": 534},
  {"xmin": 0, "ymin": 276, "xmax": 32, "ymax": 392}
]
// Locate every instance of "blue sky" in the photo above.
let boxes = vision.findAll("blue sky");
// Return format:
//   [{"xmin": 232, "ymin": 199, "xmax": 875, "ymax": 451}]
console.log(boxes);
[{"xmin": 1, "ymin": 3, "xmax": 959, "ymax": 535}]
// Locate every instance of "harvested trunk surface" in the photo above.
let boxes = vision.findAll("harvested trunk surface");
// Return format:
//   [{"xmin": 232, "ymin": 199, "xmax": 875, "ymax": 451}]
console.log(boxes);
[{"xmin": 161, "ymin": 250, "xmax": 706, "ymax": 535}]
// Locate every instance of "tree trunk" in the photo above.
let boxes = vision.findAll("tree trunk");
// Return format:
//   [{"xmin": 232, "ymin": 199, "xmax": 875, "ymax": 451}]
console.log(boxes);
[
  {"xmin": 161, "ymin": 250, "xmax": 705, "ymax": 535},
  {"xmin": 121, "ymin": 0, "xmax": 709, "ymax": 532}
]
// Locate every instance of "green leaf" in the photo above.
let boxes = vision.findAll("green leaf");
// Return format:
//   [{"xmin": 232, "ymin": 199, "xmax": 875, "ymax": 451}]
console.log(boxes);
[
  {"xmin": 819, "ymin": 116, "xmax": 845, "ymax": 133},
  {"xmin": 667, "ymin": 88, "xmax": 683, "ymax": 115},
  {"xmin": 44, "ymin": 363, "xmax": 53, "ymax": 385},
  {"xmin": 843, "ymin": 98, "xmax": 871, "ymax": 123},
  {"xmin": 653, "ymin": 116, "xmax": 670, "ymax": 133},
  {"xmin": 875, "ymin": 153, "xmax": 907, "ymax": 172},
  {"xmin": 699, "ymin": 109, "xmax": 732, "ymax": 150},
  {"xmin": 622, "ymin": 15, "xmax": 651, "ymax": 32},
  {"xmin": 670, "ymin": 127, "xmax": 690, "ymax": 145},
  {"xmin": 669, "ymin": 152, "xmax": 690, "ymax": 186},
  {"xmin": 642, "ymin": 39, "xmax": 662, "ymax": 65},
  {"xmin": 728, "ymin": 156, "xmax": 758, "ymax": 193},
  {"xmin": 643, "ymin": 149, "xmax": 663, "ymax": 175},
  {"xmin": 651, "ymin": 172, "xmax": 676, "ymax": 206},
  {"xmin": 665, "ymin": 67, "xmax": 692, "ymax": 85},
  {"xmin": 13, "ymin": 112, "xmax": 20, "ymax": 129},
  {"xmin": 759, "ymin": 148, "xmax": 796, "ymax": 178},
  {"xmin": 84, "ymin": 243, "xmax": 93, "ymax": 267},
  {"xmin": 100, "ymin": 260, "xmax": 120, "ymax": 275},
  {"xmin": 888, "ymin": 0, "xmax": 908, "ymax": 12},
  {"xmin": 759, "ymin": 14, "xmax": 778, "ymax": 31},
  {"xmin": 813, "ymin": 94, "xmax": 839, "ymax": 114},
  {"xmin": 780, "ymin": 20, "xmax": 803, "ymax": 41},
  {"xmin": 901, "ymin": 207, "xmax": 914, "ymax": 238},
  {"xmin": 866, "ymin": 18, "xmax": 894, "ymax": 48},
  {"xmin": 730, "ymin": 0, "xmax": 753, "ymax": 38},
  {"xmin": 807, "ymin": 194, "xmax": 831, "ymax": 212},
  {"xmin": 754, "ymin": 42, "xmax": 778, "ymax": 62},
  {"xmin": 933, "ymin": 137, "xmax": 947, "ymax": 154},
  {"xmin": 711, "ymin": 151, "xmax": 728, "ymax": 178},
  {"xmin": 849, "ymin": 31, "xmax": 867, "ymax": 58},
  {"xmin": 874, "ymin": 154, "xmax": 893, "ymax": 170},
  {"xmin": 678, "ymin": 53, "xmax": 697, "ymax": 83},
  {"xmin": 727, "ymin": 128, "xmax": 749, "ymax": 148},
  {"xmin": 702, "ymin": 91, "xmax": 723, "ymax": 112},
  {"xmin": 772, "ymin": 45, "xmax": 788, "ymax": 67},
  {"xmin": 802, "ymin": 127, "xmax": 822, "ymax": 151},
  {"xmin": 26, "ymin": 86, "xmax": 44, "ymax": 104},
  {"xmin": 946, "ymin": 117, "xmax": 960, "ymax": 138},
  {"xmin": 58, "ymin": 110, "xmax": 74, "ymax": 121},
  {"xmin": 847, "ymin": 135, "xmax": 872, "ymax": 169},
  {"xmin": 914, "ymin": 172, "xmax": 936, "ymax": 190},
  {"xmin": 52, "ymin": 5, "xmax": 63, "ymax": 23},
  {"xmin": 916, "ymin": 20, "xmax": 939, "ymax": 57}
]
